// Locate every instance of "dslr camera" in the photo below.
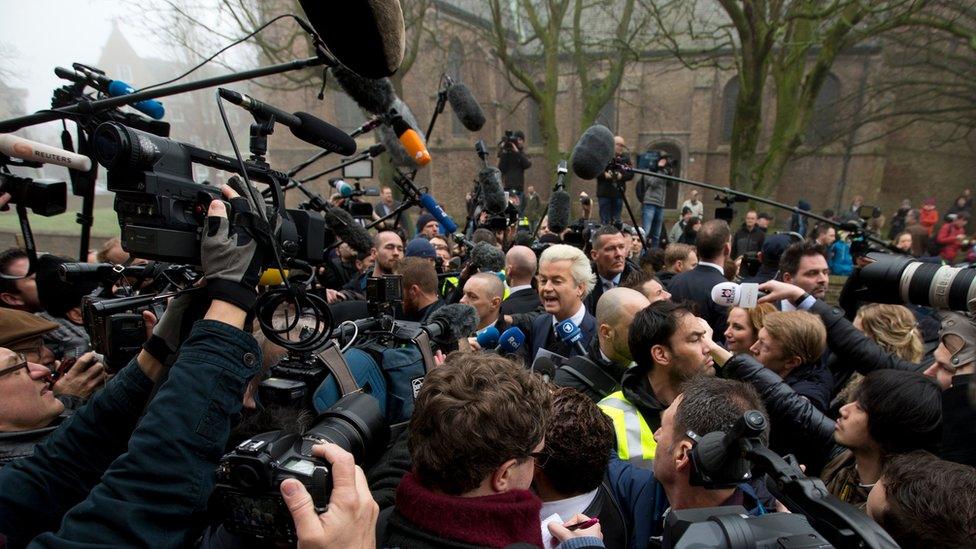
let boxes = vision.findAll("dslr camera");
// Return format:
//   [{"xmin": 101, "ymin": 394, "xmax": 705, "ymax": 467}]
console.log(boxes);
[{"xmin": 212, "ymin": 393, "xmax": 389, "ymax": 544}]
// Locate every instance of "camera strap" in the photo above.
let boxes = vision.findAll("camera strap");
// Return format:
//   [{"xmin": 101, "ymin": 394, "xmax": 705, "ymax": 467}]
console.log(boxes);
[
  {"xmin": 412, "ymin": 330, "xmax": 436, "ymax": 373},
  {"xmin": 315, "ymin": 343, "xmax": 361, "ymax": 397}
]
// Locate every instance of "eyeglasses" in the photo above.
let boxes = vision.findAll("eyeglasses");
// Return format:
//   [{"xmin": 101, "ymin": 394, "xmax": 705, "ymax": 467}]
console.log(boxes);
[{"xmin": 0, "ymin": 354, "xmax": 28, "ymax": 380}]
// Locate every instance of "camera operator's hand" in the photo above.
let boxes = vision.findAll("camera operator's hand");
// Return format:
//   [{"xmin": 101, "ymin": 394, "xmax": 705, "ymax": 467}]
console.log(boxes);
[
  {"xmin": 281, "ymin": 442, "xmax": 378, "ymax": 549},
  {"xmin": 201, "ymin": 186, "xmax": 265, "ymax": 312},
  {"xmin": 52, "ymin": 351, "xmax": 106, "ymax": 400},
  {"xmin": 548, "ymin": 514, "xmax": 602, "ymax": 546},
  {"xmin": 142, "ymin": 290, "xmax": 201, "ymax": 365},
  {"xmin": 757, "ymin": 280, "xmax": 806, "ymax": 305},
  {"xmin": 0, "ymin": 192, "xmax": 10, "ymax": 209}
]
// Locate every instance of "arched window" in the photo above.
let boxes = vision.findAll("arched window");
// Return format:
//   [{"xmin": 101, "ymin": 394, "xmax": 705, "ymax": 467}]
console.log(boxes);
[
  {"xmin": 526, "ymin": 97, "xmax": 542, "ymax": 144},
  {"xmin": 806, "ymin": 73, "xmax": 840, "ymax": 146},
  {"xmin": 720, "ymin": 76, "xmax": 739, "ymax": 143},
  {"xmin": 447, "ymin": 38, "xmax": 466, "ymax": 136}
]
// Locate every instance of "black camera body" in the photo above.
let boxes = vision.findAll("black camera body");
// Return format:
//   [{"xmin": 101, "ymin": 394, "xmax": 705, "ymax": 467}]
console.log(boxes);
[
  {"xmin": 259, "ymin": 351, "xmax": 330, "ymax": 410},
  {"xmin": 81, "ymin": 299, "xmax": 147, "ymax": 373},
  {"xmin": 663, "ymin": 506, "xmax": 831, "ymax": 548},
  {"xmin": 500, "ymin": 130, "xmax": 519, "ymax": 147},
  {"xmin": 0, "ymin": 173, "xmax": 67, "ymax": 217},
  {"xmin": 366, "ymin": 275, "xmax": 402, "ymax": 316},
  {"xmin": 212, "ymin": 393, "xmax": 389, "ymax": 544},
  {"xmin": 92, "ymin": 121, "xmax": 327, "ymax": 265}
]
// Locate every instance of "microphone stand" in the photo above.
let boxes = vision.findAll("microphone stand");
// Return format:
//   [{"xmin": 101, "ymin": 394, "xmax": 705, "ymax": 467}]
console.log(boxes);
[
  {"xmin": 625, "ymin": 166, "xmax": 900, "ymax": 254},
  {"xmin": 366, "ymin": 169, "xmax": 424, "ymax": 232}
]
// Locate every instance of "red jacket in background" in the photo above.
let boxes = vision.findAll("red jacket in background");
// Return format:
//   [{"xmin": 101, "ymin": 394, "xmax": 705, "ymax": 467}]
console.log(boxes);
[
  {"xmin": 937, "ymin": 222, "xmax": 966, "ymax": 261},
  {"xmin": 920, "ymin": 206, "xmax": 940, "ymax": 235}
]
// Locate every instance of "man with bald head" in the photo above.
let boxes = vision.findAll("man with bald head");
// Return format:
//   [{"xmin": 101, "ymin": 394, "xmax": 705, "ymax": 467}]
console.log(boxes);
[
  {"xmin": 500, "ymin": 245, "xmax": 542, "ymax": 316},
  {"xmin": 553, "ymin": 288, "xmax": 650, "ymax": 402},
  {"xmin": 460, "ymin": 272, "xmax": 505, "ymax": 332}
]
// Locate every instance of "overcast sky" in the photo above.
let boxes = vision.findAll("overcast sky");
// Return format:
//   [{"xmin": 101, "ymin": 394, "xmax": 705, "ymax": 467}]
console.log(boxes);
[{"xmin": 0, "ymin": 0, "xmax": 173, "ymax": 114}]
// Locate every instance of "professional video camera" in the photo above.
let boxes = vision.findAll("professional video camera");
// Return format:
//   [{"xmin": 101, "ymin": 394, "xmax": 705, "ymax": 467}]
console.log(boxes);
[
  {"xmin": 840, "ymin": 251, "xmax": 976, "ymax": 315},
  {"xmin": 212, "ymin": 392, "xmax": 389, "ymax": 544},
  {"xmin": 0, "ymin": 172, "xmax": 67, "ymax": 217},
  {"xmin": 666, "ymin": 411, "xmax": 898, "ymax": 548},
  {"xmin": 61, "ymin": 261, "xmax": 201, "ymax": 371},
  {"xmin": 91, "ymin": 122, "xmax": 327, "ymax": 266}
]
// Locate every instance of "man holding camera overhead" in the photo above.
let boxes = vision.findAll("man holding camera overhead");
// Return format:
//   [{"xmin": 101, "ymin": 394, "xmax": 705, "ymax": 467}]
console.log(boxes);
[{"xmin": 497, "ymin": 129, "xmax": 532, "ymax": 197}]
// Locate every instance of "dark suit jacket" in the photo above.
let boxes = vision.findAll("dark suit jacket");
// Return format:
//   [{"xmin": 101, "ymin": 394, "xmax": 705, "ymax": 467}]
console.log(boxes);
[
  {"xmin": 584, "ymin": 262, "xmax": 638, "ymax": 314},
  {"xmin": 524, "ymin": 310, "xmax": 597, "ymax": 365},
  {"xmin": 667, "ymin": 264, "xmax": 729, "ymax": 343},
  {"xmin": 500, "ymin": 287, "xmax": 543, "ymax": 317}
]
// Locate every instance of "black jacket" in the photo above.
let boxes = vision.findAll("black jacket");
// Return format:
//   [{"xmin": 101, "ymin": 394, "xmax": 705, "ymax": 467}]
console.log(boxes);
[
  {"xmin": 553, "ymin": 338, "xmax": 627, "ymax": 402},
  {"xmin": 667, "ymin": 264, "xmax": 729, "ymax": 343},
  {"xmin": 585, "ymin": 261, "xmax": 639, "ymax": 314},
  {"xmin": 497, "ymin": 147, "xmax": 532, "ymax": 192},
  {"xmin": 620, "ymin": 363, "xmax": 667, "ymax": 433},
  {"xmin": 941, "ymin": 374, "xmax": 976, "ymax": 467},
  {"xmin": 500, "ymin": 287, "xmax": 543, "ymax": 317},
  {"xmin": 656, "ymin": 270, "xmax": 675, "ymax": 290},
  {"xmin": 732, "ymin": 225, "xmax": 765, "ymax": 258},
  {"xmin": 596, "ymin": 154, "xmax": 634, "ymax": 199}
]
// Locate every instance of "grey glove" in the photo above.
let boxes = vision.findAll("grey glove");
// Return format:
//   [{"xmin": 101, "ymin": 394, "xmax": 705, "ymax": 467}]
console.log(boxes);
[
  {"xmin": 142, "ymin": 291, "xmax": 197, "ymax": 365},
  {"xmin": 201, "ymin": 196, "xmax": 266, "ymax": 311}
]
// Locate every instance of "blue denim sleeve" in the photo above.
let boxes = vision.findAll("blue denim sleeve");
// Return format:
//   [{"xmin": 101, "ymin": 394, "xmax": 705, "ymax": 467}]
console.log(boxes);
[
  {"xmin": 29, "ymin": 320, "xmax": 261, "ymax": 549},
  {"xmin": 558, "ymin": 537, "xmax": 605, "ymax": 549},
  {"xmin": 0, "ymin": 356, "xmax": 154, "ymax": 548}
]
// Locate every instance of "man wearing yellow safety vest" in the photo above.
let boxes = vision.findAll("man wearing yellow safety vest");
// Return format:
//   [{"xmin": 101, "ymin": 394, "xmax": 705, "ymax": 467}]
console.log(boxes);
[{"xmin": 598, "ymin": 300, "xmax": 716, "ymax": 469}]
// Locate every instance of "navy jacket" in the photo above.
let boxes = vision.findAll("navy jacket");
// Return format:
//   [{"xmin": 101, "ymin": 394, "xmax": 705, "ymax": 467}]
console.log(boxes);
[
  {"xmin": 667, "ymin": 264, "xmax": 729, "ymax": 343},
  {"xmin": 0, "ymin": 320, "xmax": 261, "ymax": 548},
  {"xmin": 525, "ymin": 309, "xmax": 596, "ymax": 364}
]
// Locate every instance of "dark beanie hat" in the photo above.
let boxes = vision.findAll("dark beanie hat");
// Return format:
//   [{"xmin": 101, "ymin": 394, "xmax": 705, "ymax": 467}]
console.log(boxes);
[{"xmin": 416, "ymin": 213, "xmax": 437, "ymax": 233}]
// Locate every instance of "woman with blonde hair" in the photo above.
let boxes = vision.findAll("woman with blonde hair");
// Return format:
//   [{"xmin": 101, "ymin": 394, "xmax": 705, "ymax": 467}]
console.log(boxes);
[
  {"xmin": 723, "ymin": 303, "xmax": 777, "ymax": 355},
  {"xmin": 836, "ymin": 304, "xmax": 923, "ymax": 404}
]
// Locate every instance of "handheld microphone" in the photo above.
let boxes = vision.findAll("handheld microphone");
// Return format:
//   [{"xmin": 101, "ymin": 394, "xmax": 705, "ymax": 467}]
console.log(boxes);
[
  {"xmin": 710, "ymin": 281, "xmax": 765, "ymax": 309},
  {"xmin": 532, "ymin": 356, "xmax": 557, "ymax": 383},
  {"xmin": 425, "ymin": 304, "xmax": 480, "ymax": 345},
  {"xmin": 390, "ymin": 109, "xmax": 430, "ymax": 166},
  {"xmin": 555, "ymin": 318, "xmax": 589, "ymax": 356},
  {"xmin": 0, "ymin": 134, "xmax": 92, "ymax": 171},
  {"xmin": 321, "ymin": 206, "xmax": 374, "ymax": 254},
  {"xmin": 497, "ymin": 327, "xmax": 525, "ymax": 354},
  {"xmin": 218, "ymin": 88, "xmax": 356, "ymax": 155},
  {"xmin": 570, "ymin": 125, "xmax": 615, "ymax": 180},
  {"xmin": 476, "ymin": 325, "xmax": 500, "ymax": 349},
  {"xmin": 330, "ymin": 179, "xmax": 355, "ymax": 197},
  {"xmin": 55, "ymin": 66, "xmax": 165, "ymax": 120},
  {"xmin": 418, "ymin": 193, "xmax": 458, "ymax": 233},
  {"xmin": 446, "ymin": 82, "xmax": 486, "ymax": 132}
]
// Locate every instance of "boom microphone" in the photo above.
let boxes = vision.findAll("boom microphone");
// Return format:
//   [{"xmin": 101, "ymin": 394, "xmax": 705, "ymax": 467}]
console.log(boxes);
[
  {"xmin": 297, "ymin": 0, "xmax": 405, "ymax": 79},
  {"xmin": 478, "ymin": 166, "xmax": 507, "ymax": 214},
  {"xmin": 570, "ymin": 125, "xmax": 615, "ymax": 180},
  {"xmin": 446, "ymin": 82, "xmax": 486, "ymax": 132},
  {"xmin": 425, "ymin": 303, "xmax": 479, "ymax": 343},
  {"xmin": 322, "ymin": 206, "xmax": 374, "ymax": 254},
  {"xmin": 547, "ymin": 189, "xmax": 571, "ymax": 233},
  {"xmin": 332, "ymin": 66, "xmax": 395, "ymax": 115},
  {"xmin": 418, "ymin": 193, "xmax": 458, "ymax": 233},
  {"xmin": 0, "ymin": 134, "xmax": 92, "ymax": 171},
  {"xmin": 218, "ymin": 88, "xmax": 356, "ymax": 155},
  {"xmin": 469, "ymin": 242, "xmax": 505, "ymax": 273}
]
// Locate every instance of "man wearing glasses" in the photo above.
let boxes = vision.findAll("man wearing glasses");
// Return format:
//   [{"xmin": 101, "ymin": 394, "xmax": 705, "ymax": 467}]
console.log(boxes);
[{"xmin": 0, "ymin": 348, "xmax": 68, "ymax": 465}]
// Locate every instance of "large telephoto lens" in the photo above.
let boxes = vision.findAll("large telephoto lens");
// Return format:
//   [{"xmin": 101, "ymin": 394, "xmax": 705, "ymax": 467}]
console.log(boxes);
[
  {"xmin": 92, "ymin": 122, "xmax": 190, "ymax": 174},
  {"xmin": 843, "ymin": 252, "xmax": 976, "ymax": 312},
  {"xmin": 304, "ymin": 392, "xmax": 388, "ymax": 464}
]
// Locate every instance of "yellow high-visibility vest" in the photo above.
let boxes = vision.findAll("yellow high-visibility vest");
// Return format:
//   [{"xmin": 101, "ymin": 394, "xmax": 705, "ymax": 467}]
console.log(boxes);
[{"xmin": 598, "ymin": 390, "xmax": 657, "ymax": 468}]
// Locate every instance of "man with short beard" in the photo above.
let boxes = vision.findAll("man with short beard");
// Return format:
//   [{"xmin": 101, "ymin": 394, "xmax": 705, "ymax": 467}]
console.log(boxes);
[
  {"xmin": 779, "ymin": 240, "xmax": 830, "ymax": 303},
  {"xmin": 598, "ymin": 301, "xmax": 714, "ymax": 469}
]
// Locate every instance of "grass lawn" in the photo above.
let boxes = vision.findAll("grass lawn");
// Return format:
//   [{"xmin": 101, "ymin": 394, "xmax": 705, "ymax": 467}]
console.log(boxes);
[{"xmin": 0, "ymin": 207, "xmax": 120, "ymax": 237}]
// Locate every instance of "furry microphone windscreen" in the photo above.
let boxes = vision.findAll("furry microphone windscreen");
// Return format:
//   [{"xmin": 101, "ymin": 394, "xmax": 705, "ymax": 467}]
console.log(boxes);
[
  {"xmin": 470, "ymin": 242, "xmax": 506, "ymax": 272},
  {"xmin": 298, "ymin": 0, "xmax": 405, "ymax": 78},
  {"xmin": 322, "ymin": 206, "xmax": 374, "ymax": 254},
  {"xmin": 332, "ymin": 66, "xmax": 396, "ymax": 115},
  {"xmin": 478, "ymin": 167, "xmax": 507, "ymax": 214},
  {"xmin": 570, "ymin": 125, "xmax": 615, "ymax": 180},
  {"xmin": 446, "ymin": 83, "xmax": 486, "ymax": 132},
  {"xmin": 547, "ymin": 189, "xmax": 571, "ymax": 233},
  {"xmin": 427, "ymin": 303, "xmax": 479, "ymax": 341}
]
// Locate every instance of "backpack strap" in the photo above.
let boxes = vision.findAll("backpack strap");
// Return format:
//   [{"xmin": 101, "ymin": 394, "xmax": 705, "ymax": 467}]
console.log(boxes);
[{"xmin": 315, "ymin": 343, "xmax": 361, "ymax": 397}]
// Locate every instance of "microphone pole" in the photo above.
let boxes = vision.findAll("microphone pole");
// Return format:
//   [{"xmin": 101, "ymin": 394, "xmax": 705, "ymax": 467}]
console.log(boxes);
[
  {"xmin": 625, "ymin": 166, "xmax": 899, "ymax": 253},
  {"xmin": 0, "ymin": 56, "xmax": 330, "ymax": 133},
  {"xmin": 286, "ymin": 117, "xmax": 383, "ymax": 178}
]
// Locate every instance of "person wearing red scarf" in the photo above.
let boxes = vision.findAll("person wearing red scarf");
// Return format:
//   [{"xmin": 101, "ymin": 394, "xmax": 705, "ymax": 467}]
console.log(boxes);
[{"xmin": 377, "ymin": 353, "xmax": 552, "ymax": 548}]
